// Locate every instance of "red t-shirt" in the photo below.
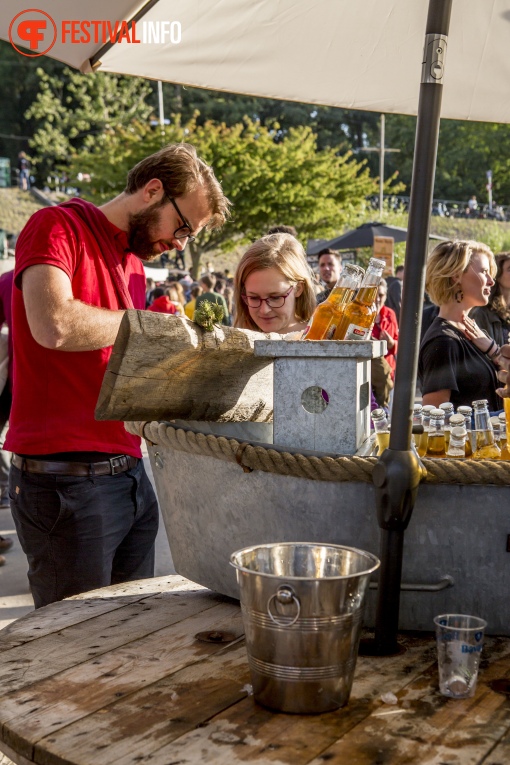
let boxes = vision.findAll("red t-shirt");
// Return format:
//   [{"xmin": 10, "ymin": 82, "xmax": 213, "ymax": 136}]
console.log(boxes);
[{"xmin": 5, "ymin": 204, "xmax": 146, "ymax": 457}]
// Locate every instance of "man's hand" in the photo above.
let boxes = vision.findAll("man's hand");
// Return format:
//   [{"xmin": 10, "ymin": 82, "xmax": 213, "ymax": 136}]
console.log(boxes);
[
  {"xmin": 22, "ymin": 264, "xmax": 125, "ymax": 351},
  {"xmin": 378, "ymin": 328, "xmax": 395, "ymax": 350}
]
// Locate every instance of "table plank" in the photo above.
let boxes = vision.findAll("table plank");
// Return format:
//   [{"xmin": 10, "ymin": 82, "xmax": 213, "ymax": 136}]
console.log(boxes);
[
  {"xmin": 0, "ymin": 577, "xmax": 203, "ymax": 652},
  {"xmin": 0, "ymin": 589, "xmax": 229, "ymax": 695},
  {"xmin": 1, "ymin": 601, "xmax": 243, "ymax": 763},
  {"xmin": 35, "ymin": 643, "xmax": 251, "ymax": 765}
]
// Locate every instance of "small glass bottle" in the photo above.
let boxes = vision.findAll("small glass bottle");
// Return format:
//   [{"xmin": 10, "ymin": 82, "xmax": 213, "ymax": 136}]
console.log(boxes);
[
  {"xmin": 472, "ymin": 399, "xmax": 501, "ymax": 460},
  {"xmin": 305, "ymin": 264, "xmax": 365, "ymax": 340},
  {"xmin": 446, "ymin": 426, "xmax": 469, "ymax": 459},
  {"xmin": 371, "ymin": 408, "xmax": 390, "ymax": 455},
  {"xmin": 457, "ymin": 405, "xmax": 474, "ymax": 456},
  {"xmin": 412, "ymin": 404, "xmax": 426, "ymax": 457},
  {"xmin": 498, "ymin": 412, "xmax": 510, "ymax": 460},
  {"xmin": 333, "ymin": 258, "xmax": 386, "ymax": 340},
  {"xmin": 439, "ymin": 402, "xmax": 454, "ymax": 448},
  {"xmin": 420, "ymin": 404, "xmax": 435, "ymax": 456},
  {"xmin": 425, "ymin": 408, "xmax": 446, "ymax": 458},
  {"xmin": 449, "ymin": 413, "xmax": 472, "ymax": 457}
]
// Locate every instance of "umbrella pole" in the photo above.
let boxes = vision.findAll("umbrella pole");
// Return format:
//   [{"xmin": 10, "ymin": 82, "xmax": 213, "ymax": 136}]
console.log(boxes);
[{"xmin": 371, "ymin": 0, "xmax": 453, "ymax": 656}]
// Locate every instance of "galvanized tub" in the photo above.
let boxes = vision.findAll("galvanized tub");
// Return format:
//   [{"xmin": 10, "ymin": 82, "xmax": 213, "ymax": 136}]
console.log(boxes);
[{"xmin": 230, "ymin": 542, "xmax": 380, "ymax": 713}]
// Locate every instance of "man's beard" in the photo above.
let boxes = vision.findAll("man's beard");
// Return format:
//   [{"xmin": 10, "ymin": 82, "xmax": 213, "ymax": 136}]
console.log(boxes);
[{"xmin": 127, "ymin": 200, "xmax": 168, "ymax": 262}]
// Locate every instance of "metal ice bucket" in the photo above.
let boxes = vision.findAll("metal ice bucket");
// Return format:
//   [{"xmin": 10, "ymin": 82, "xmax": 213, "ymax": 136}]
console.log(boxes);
[{"xmin": 230, "ymin": 542, "xmax": 380, "ymax": 713}]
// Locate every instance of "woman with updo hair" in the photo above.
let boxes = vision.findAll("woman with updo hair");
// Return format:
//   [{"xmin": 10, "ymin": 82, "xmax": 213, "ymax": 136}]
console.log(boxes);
[
  {"xmin": 418, "ymin": 239, "xmax": 500, "ymax": 411},
  {"xmin": 234, "ymin": 233, "xmax": 316, "ymax": 335}
]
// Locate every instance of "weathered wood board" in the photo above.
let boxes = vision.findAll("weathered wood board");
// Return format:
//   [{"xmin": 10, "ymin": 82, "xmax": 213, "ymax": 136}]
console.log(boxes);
[
  {"xmin": 1, "ymin": 576, "xmax": 510, "ymax": 765},
  {"xmin": 95, "ymin": 311, "xmax": 280, "ymax": 422}
]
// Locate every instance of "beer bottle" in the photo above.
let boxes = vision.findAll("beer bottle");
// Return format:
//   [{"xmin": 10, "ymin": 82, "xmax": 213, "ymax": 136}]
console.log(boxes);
[
  {"xmin": 425, "ymin": 409, "xmax": 447, "ymax": 458},
  {"xmin": 439, "ymin": 402, "xmax": 454, "ymax": 447},
  {"xmin": 472, "ymin": 399, "xmax": 501, "ymax": 460},
  {"xmin": 420, "ymin": 404, "xmax": 435, "ymax": 456},
  {"xmin": 498, "ymin": 412, "xmax": 510, "ymax": 460},
  {"xmin": 449, "ymin": 413, "xmax": 472, "ymax": 457},
  {"xmin": 457, "ymin": 405, "xmax": 474, "ymax": 457},
  {"xmin": 305, "ymin": 264, "xmax": 364, "ymax": 340},
  {"xmin": 446, "ymin": 426, "xmax": 469, "ymax": 459},
  {"xmin": 333, "ymin": 258, "xmax": 386, "ymax": 340},
  {"xmin": 412, "ymin": 404, "xmax": 426, "ymax": 457},
  {"xmin": 371, "ymin": 408, "xmax": 390, "ymax": 455}
]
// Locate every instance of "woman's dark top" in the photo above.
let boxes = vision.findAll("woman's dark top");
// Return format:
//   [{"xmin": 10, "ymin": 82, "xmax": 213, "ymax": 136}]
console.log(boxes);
[{"xmin": 418, "ymin": 316, "xmax": 500, "ymax": 411}]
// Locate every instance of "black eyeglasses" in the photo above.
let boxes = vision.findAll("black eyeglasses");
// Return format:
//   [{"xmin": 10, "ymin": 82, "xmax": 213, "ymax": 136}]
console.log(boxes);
[
  {"xmin": 241, "ymin": 286, "xmax": 295, "ymax": 308},
  {"xmin": 167, "ymin": 197, "xmax": 196, "ymax": 243}
]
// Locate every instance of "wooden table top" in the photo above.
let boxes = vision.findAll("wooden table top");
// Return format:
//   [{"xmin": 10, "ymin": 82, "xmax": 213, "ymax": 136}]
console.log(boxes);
[{"xmin": 0, "ymin": 575, "xmax": 509, "ymax": 765}]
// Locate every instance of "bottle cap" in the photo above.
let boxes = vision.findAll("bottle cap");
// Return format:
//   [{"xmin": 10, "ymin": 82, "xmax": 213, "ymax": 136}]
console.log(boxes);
[
  {"xmin": 371, "ymin": 408, "xmax": 386, "ymax": 421},
  {"xmin": 457, "ymin": 405, "xmax": 473, "ymax": 414},
  {"xmin": 451, "ymin": 426, "xmax": 467, "ymax": 438},
  {"xmin": 449, "ymin": 414, "xmax": 465, "ymax": 426},
  {"xmin": 422, "ymin": 405, "xmax": 435, "ymax": 413},
  {"xmin": 472, "ymin": 399, "xmax": 489, "ymax": 408},
  {"xmin": 439, "ymin": 402, "xmax": 454, "ymax": 412},
  {"xmin": 430, "ymin": 408, "xmax": 444, "ymax": 417}
]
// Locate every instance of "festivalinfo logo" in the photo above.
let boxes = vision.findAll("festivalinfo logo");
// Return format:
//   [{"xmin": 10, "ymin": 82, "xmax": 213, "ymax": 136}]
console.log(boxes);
[{"xmin": 9, "ymin": 9, "xmax": 182, "ymax": 57}]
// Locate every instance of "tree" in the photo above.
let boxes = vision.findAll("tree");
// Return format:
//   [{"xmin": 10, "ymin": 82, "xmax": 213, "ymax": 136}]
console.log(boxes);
[
  {"xmin": 25, "ymin": 67, "xmax": 154, "ymax": 181},
  {"xmin": 67, "ymin": 115, "xmax": 377, "ymax": 276}
]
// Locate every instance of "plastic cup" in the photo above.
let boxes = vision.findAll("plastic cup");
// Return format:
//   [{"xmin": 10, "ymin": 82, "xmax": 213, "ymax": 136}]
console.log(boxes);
[{"xmin": 434, "ymin": 614, "xmax": 487, "ymax": 698}]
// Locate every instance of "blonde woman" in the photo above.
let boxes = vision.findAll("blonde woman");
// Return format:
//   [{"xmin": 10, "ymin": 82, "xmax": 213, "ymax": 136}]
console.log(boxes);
[
  {"xmin": 234, "ymin": 233, "xmax": 316, "ymax": 334},
  {"xmin": 418, "ymin": 239, "xmax": 499, "ymax": 410}
]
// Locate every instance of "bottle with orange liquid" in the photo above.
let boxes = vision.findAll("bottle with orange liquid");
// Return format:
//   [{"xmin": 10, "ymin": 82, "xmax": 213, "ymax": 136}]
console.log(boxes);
[
  {"xmin": 498, "ymin": 412, "xmax": 510, "ymax": 460},
  {"xmin": 472, "ymin": 399, "xmax": 501, "ymax": 460},
  {"xmin": 425, "ymin": 409, "xmax": 447, "ymax": 458},
  {"xmin": 305, "ymin": 264, "xmax": 365, "ymax": 340},
  {"xmin": 449, "ymin": 413, "xmax": 472, "ymax": 457},
  {"xmin": 333, "ymin": 258, "xmax": 386, "ymax": 340}
]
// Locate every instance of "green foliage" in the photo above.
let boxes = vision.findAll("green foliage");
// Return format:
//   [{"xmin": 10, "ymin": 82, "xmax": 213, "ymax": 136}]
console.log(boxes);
[
  {"xmin": 193, "ymin": 299, "xmax": 225, "ymax": 331},
  {"xmin": 25, "ymin": 67, "xmax": 153, "ymax": 180},
  {"xmin": 67, "ymin": 115, "xmax": 378, "ymax": 275}
]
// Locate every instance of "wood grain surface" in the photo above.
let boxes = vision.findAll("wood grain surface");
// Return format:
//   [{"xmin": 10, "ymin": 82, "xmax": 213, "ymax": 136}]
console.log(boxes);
[
  {"xmin": 1, "ymin": 576, "xmax": 509, "ymax": 765},
  {"xmin": 95, "ymin": 311, "xmax": 278, "ymax": 422}
]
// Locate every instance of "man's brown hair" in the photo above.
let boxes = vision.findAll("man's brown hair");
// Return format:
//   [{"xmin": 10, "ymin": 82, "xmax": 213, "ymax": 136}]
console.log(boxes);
[{"xmin": 125, "ymin": 143, "xmax": 230, "ymax": 229}]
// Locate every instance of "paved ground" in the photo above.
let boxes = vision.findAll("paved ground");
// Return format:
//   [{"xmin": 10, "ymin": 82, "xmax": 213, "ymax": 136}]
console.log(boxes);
[{"xmin": 0, "ymin": 447, "xmax": 175, "ymax": 631}]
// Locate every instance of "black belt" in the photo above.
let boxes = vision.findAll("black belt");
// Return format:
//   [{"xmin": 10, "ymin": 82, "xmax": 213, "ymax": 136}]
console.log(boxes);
[{"xmin": 12, "ymin": 454, "xmax": 139, "ymax": 476}]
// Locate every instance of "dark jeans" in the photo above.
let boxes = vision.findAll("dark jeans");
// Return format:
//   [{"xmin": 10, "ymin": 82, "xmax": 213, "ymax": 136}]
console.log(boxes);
[{"xmin": 9, "ymin": 459, "xmax": 159, "ymax": 609}]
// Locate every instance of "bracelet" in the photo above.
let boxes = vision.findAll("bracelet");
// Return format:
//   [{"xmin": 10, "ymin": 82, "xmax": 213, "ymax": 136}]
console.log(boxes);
[
  {"xmin": 485, "ymin": 339, "xmax": 496, "ymax": 356},
  {"xmin": 489, "ymin": 345, "xmax": 501, "ymax": 359}
]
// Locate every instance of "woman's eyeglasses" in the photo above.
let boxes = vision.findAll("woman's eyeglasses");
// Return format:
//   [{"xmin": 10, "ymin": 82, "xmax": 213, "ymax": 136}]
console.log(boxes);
[{"xmin": 242, "ymin": 286, "xmax": 295, "ymax": 309}]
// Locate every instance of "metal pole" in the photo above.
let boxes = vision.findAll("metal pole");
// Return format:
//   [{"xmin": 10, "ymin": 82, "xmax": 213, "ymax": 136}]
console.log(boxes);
[
  {"xmin": 157, "ymin": 80, "xmax": 165, "ymax": 128},
  {"xmin": 379, "ymin": 114, "xmax": 385, "ymax": 218},
  {"xmin": 371, "ymin": 0, "xmax": 453, "ymax": 656}
]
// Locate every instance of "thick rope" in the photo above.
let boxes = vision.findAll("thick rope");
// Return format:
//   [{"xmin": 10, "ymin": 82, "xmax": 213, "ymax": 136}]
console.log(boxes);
[{"xmin": 125, "ymin": 420, "xmax": 510, "ymax": 486}]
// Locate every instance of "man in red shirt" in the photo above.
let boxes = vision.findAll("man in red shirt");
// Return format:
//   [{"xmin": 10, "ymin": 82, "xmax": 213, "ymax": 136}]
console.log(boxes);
[{"xmin": 6, "ymin": 143, "xmax": 230, "ymax": 608}]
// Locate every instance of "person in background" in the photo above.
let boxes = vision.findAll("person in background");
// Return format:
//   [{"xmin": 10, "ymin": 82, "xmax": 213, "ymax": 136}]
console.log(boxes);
[
  {"xmin": 371, "ymin": 278, "xmax": 399, "ymax": 409},
  {"xmin": 0, "ymin": 270, "xmax": 13, "ymax": 564},
  {"xmin": 167, "ymin": 280, "xmax": 186, "ymax": 313},
  {"xmin": 148, "ymin": 287, "xmax": 182, "ymax": 315},
  {"xmin": 386, "ymin": 264, "xmax": 404, "ymax": 322},
  {"xmin": 195, "ymin": 274, "xmax": 230, "ymax": 325},
  {"xmin": 234, "ymin": 233, "xmax": 316, "ymax": 335},
  {"xmin": 17, "ymin": 152, "xmax": 30, "ymax": 191},
  {"xmin": 184, "ymin": 284, "xmax": 203, "ymax": 319},
  {"xmin": 224, "ymin": 285, "xmax": 234, "ymax": 324},
  {"xmin": 145, "ymin": 278, "xmax": 155, "ymax": 307},
  {"xmin": 316, "ymin": 248, "xmax": 342, "ymax": 304},
  {"xmin": 419, "ymin": 240, "xmax": 499, "ymax": 411},
  {"xmin": 267, "ymin": 225, "xmax": 298, "ymax": 237},
  {"xmin": 470, "ymin": 252, "xmax": 510, "ymax": 347}
]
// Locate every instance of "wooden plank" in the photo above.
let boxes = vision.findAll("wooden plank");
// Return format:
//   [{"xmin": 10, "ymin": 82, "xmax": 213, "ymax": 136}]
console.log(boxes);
[
  {"xmin": 1, "ymin": 602, "xmax": 244, "ymax": 763},
  {"xmin": 35, "ymin": 643, "xmax": 251, "ymax": 765},
  {"xmin": 304, "ymin": 638, "xmax": 510, "ymax": 765},
  {"xmin": 110, "ymin": 633, "xmax": 442, "ymax": 765},
  {"xmin": 0, "ymin": 577, "xmax": 204, "ymax": 652},
  {"xmin": 483, "ymin": 727, "xmax": 510, "ymax": 764},
  {"xmin": 0, "ymin": 590, "xmax": 229, "ymax": 695},
  {"xmin": 95, "ymin": 310, "xmax": 276, "ymax": 422}
]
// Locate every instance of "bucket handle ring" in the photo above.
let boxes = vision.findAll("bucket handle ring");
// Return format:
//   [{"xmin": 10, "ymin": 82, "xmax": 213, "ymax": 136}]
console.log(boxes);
[{"xmin": 267, "ymin": 586, "xmax": 301, "ymax": 627}]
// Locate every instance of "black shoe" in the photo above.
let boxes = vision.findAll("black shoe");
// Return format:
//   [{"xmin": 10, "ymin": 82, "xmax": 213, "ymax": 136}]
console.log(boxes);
[{"xmin": 0, "ymin": 535, "xmax": 13, "ymax": 552}]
